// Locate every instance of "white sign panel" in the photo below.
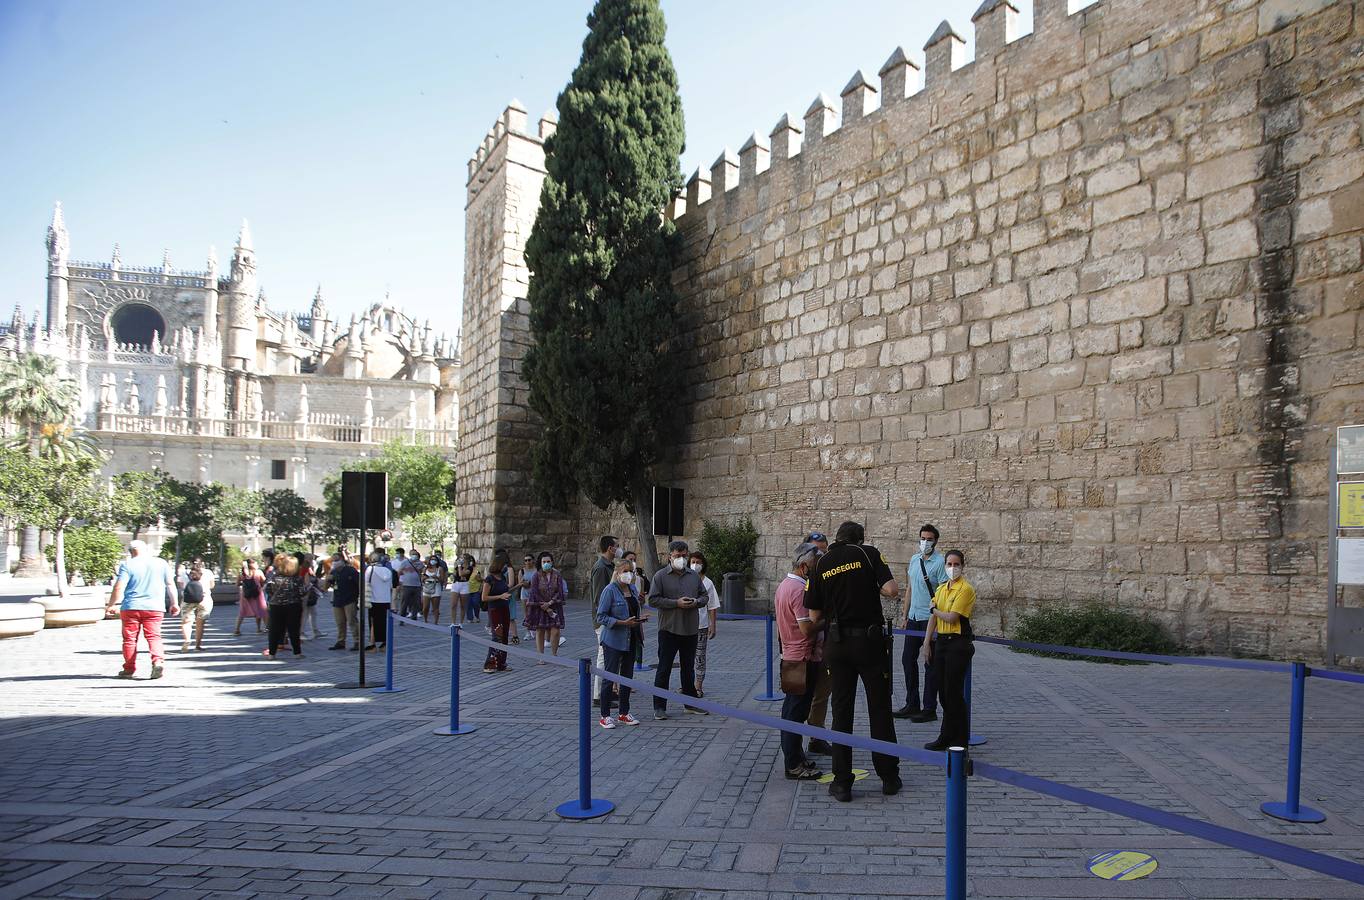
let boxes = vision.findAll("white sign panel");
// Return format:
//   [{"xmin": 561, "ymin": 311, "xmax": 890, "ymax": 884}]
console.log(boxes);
[
  {"xmin": 1340, "ymin": 425, "xmax": 1364, "ymax": 475},
  {"xmin": 1340, "ymin": 538, "xmax": 1364, "ymax": 586}
]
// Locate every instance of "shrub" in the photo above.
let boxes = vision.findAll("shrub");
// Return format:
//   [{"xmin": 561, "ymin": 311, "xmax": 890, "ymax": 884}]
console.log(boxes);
[
  {"xmin": 696, "ymin": 517, "xmax": 759, "ymax": 586},
  {"xmin": 45, "ymin": 526, "xmax": 123, "ymax": 585},
  {"xmin": 1010, "ymin": 602, "xmax": 1179, "ymax": 664}
]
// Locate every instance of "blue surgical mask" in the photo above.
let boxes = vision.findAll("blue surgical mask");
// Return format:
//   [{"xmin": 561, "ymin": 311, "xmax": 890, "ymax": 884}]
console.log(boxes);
[{"xmin": 541, "ymin": 561, "xmax": 552, "ymax": 571}]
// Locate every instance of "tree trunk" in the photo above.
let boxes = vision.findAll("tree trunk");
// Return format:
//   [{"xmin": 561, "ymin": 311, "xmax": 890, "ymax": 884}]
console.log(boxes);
[
  {"xmin": 632, "ymin": 484, "xmax": 660, "ymax": 574},
  {"xmin": 53, "ymin": 526, "xmax": 67, "ymax": 597},
  {"xmin": 14, "ymin": 524, "xmax": 47, "ymax": 577},
  {"xmin": 173, "ymin": 533, "xmax": 182, "ymax": 579},
  {"xmin": 131, "ymin": 524, "xmax": 141, "ymax": 541}
]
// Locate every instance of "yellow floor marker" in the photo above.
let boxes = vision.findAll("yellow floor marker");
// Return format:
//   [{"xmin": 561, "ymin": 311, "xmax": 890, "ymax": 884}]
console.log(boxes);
[
  {"xmin": 1087, "ymin": 851, "xmax": 1158, "ymax": 881},
  {"xmin": 816, "ymin": 768, "xmax": 869, "ymax": 784}
]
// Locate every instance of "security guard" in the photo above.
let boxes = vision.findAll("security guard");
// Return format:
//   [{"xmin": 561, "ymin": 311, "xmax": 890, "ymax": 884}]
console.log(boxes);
[{"xmin": 804, "ymin": 520, "xmax": 903, "ymax": 802}]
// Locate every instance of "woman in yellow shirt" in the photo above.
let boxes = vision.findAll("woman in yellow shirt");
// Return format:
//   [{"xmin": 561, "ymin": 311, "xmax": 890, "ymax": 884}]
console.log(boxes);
[{"xmin": 920, "ymin": 549, "xmax": 975, "ymax": 751}]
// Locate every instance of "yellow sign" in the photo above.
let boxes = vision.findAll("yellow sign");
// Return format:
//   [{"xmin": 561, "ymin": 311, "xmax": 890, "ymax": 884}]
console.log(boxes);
[
  {"xmin": 1087, "ymin": 851, "xmax": 1158, "ymax": 881},
  {"xmin": 816, "ymin": 768, "xmax": 868, "ymax": 784},
  {"xmin": 1340, "ymin": 482, "xmax": 1364, "ymax": 528}
]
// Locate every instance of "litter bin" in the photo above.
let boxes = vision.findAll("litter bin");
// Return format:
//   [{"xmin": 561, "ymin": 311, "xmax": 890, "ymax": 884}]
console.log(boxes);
[{"xmin": 722, "ymin": 572, "xmax": 746, "ymax": 615}]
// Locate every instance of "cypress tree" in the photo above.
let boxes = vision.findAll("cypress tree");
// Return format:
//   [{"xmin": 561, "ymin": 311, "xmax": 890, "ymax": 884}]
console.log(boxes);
[{"xmin": 523, "ymin": 0, "xmax": 685, "ymax": 566}]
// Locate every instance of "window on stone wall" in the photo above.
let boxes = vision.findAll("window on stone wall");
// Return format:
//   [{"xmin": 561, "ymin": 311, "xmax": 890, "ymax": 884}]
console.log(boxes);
[{"xmin": 271, "ymin": 459, "xmax": 286, "ymax": 480}]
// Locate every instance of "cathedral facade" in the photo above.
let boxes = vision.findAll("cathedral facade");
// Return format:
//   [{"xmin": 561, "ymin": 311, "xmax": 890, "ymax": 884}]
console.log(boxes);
[{"xmin": 4, "ymin": 204, "xmax": 459, "ymax": 507}]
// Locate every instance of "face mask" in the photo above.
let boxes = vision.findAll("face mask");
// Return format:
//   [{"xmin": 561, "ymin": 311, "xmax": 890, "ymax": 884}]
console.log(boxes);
[
  {"xmin": 613, "ymin": 546, "xmax": 623, "ymax": 559},
  {"xmin": 541, "ymin": 561, "xmax": 552, "ymax": 571},
  {"xmin": 670, "ymin": 556, "xmax": 686, "ymax": 571},
  {"xmin": 619, "ymin": 572, "xmax": 634, "ymax": 585},
  {"xmin": 946, "ymin": 565, "xmax": 962, "ymax": 580},
  {"xmin": 690, "ymin": 562, "xmax": 703, "ymax": 574},
  {"xmin": 920, "ymin": 539, "xmax": 935, "ymax": 554}
]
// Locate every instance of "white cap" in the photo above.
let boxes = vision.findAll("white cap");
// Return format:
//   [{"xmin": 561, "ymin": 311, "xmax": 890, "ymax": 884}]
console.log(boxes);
[{"xmin": 128, "ymin": 539, "xmax": 148, "ymax": 554}]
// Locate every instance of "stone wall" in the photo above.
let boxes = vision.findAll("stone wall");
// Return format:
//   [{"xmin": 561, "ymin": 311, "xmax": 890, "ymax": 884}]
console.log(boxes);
[{"xmin": 467, "ymin": 0, "xmax": 1364, "ymax": 657}]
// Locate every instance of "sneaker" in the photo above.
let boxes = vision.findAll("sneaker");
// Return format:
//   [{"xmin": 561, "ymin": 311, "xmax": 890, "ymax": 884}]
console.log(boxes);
[
  {"xmin": 807, "ymin": 739, "xmax": 832, "ymax": 755},
  {"xmin": 892, "ymin": 705, "xmax": 920, "ymax": 719},
  {"xmin": 616, "ymin": 714, "xmax": 640, "ymax": 726},
  {"xmin": 923, "ymin": 739, "xmax": 950, "ymax": 752},
  {"xmin": 599, "ymin": 716, "xmax": 617, "ymax": 730},
  {"xmin": 909, "ymin": 710, "xmax": 937, "ymax": 723},
  {"xmin": 483, "ymin": 667, "xmax": 497, "ymax": 674},
  {"xmin": 181, "ymin": 644, "xmax": 190, "ymax": 653},
  {"xmin": 558, "ymin": 636, "xmax": 567, "ymax": 647},
  {"xmin": 653, "ymin": 709, "xmax": 669, "ymax": 721},
  {"xmin": 685, "ymin": 706, "xmax": 709, "ymax": 715},
  {"xmin": 149, "ymin": 664, "xmax": 164, "ymax": 680},
  {"xmin": 828, "ymin": 782, "xmax": 852, "ymax": 803},
  {"xmin": 329, "ymin": 642, "xmax": 345, "ymax": 650},
  {"xmin": 116, "ymin": 670, "xmax": 134, "ymax": 679},
  {"xmin": 882, "ymin": 776, "xmax": 904, "ymax": 796},
  {"xmin": 785, "ymin": 763, "xmax": 823, "ymax": 780}
]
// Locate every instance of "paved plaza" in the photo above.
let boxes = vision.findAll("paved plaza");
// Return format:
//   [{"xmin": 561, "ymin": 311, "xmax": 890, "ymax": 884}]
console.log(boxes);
[{"xmin": 0, "ymin": 592, "xmax": 1361, "ymax": 900}]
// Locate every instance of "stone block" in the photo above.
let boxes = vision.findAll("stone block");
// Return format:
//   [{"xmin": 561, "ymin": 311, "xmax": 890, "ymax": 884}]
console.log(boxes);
[
  {"xmin": 1089, "ymin": 277, "xmax": 1168, "ymax": 324},
  {"xmin": 1186, "ymin": 149, "xmax": 1263, "ymax": 199}
]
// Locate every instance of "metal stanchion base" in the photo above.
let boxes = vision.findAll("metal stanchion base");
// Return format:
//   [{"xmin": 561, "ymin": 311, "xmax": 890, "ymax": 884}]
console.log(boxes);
[
  {"xmin": 554, "ymin": 798, "xmax": 614, "ymax": 819},
  {"xmin": 1260, "ymin": 801, "xmax": 1325, "ymax": 823},
  {"xmin": 633, "ymin": 663, "xmax": 652, "ymax": 672},
  {"xmin": 373, "ymin": 686, "xmax": 405, "ymax": 694},
  {"xmin": 336, "ymin": 682, "xmax": 370, "ymax": 689},
  {"xmin": 754, "ymin": 693, "xmax": 782, "ymax": 702},
  {"xmin": 433, "ymin": 723, "xmax": 478, "ymax": 736},
  {"xmin": 969, "ymin": 733, "xmax": 987, "ymax": 746}
]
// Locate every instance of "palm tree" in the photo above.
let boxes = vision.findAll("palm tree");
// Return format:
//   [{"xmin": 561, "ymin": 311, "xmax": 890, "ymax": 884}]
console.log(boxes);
[{"xmin": 0, "ymin": 352, "xmax": 81, "ymax": 576}]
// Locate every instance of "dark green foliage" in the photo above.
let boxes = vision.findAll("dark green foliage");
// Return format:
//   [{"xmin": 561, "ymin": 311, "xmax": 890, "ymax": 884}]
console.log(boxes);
[
  {"xmin": 111, "ymin": 470, "xmax": 169, "ymax": 539},
  {"xmin": 1011, "ymin": 603, "xmax": 1179, "ymax": 664},
  {"xmin": 45, "ymin": 526, "xmax": 123, "ymax": 584},
  {"xmin": 158, "ymin": 529, "xmax": 220, "ymax": 564},
  {"xmin": 261, "ymin": 488, "xmax": 310, "ymax": 543},
  {"xmin": 523, "ymin": 0, "xmax": 686, "ymax": 514},
  {"xmin": 320, "ymin": 440, "xmax": 455, "ymax": 532},
  {"xmin": 696, "ymin": 517, "xmax": 759, "ymax": 587}
]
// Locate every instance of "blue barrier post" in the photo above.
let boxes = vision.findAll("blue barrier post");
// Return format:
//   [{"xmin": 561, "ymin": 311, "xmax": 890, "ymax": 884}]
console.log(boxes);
[
  {"xmin": 555, "ymin": 658, "xmax": 615, "ymax": 819},
  {"xmin": 754, "ymin": 614, "xmax": 781, "ymax": 701},
  {"xmin": 1261, "ymin": 661, "xmax": 1325, "ymax": 823},
  {"xmin": 945, "ymin": 746, "xmax": 968, "ymax": 900},
  {"xmin": 373, "ymin": 608, "xmax": 405, "ymax": 694},
  {"xmin": 433, "ymin": 625, "xmax": 476, "ymax": 736},
  {"xmin": 965, "ymin": 663, "xmax": 985, "ymax": 746}
]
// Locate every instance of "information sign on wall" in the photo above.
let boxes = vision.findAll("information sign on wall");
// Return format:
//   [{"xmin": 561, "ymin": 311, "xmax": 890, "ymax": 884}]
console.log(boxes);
[
  {"xmin": 1340, "ymin": 482, "xmax": 1364, "ymax": 529},
  {"xmin": 1339, "ymin": 425, "xmax": 1364, "ymax": 475}
]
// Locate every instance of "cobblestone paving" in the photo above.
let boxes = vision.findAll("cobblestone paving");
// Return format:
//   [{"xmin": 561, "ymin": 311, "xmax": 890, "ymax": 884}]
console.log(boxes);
[{"xmin": 0, "ymin": 599, "xmax": 1361, "ymax": 899}]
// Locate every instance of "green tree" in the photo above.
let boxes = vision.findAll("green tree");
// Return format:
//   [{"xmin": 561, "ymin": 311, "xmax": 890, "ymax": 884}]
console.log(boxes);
[
  {"xmin": 260, "ymin": 487, "xmax": 310, "ymax": 546},
  {"xmin": 111, "ymin": 470, "xmax": 168, "ymax": 540},
  {"xmin": 161, "ymin": 477, "xmax": 223, "ymax": 571},
  {"xmin": 0, "ymin": 353, "xmax": 82, "ymax": 575},
  {"xmin": 303, "ymin": 505, "xmax": 345, "ymax": 555},
  {"xmin": 45, "ymin": 526, "xmax": 123, "ymax": 585},
  {"xmin": 522, "ymin": 0, "xmax": 685, "ymax": 567},
  {"xmin": 320, "ymin": 439, "xmax": 455, "ymax": 538},
  {"xmin": 0, "ymin": 449, "xmax": 110, "ymax": 595},
  {"xmin": 402, "ymin": 506, "xmax": 458, "ymax": 553},
  {"xmin": 696, "ymin": 517, "xmax": 759, "ymax": 586}
]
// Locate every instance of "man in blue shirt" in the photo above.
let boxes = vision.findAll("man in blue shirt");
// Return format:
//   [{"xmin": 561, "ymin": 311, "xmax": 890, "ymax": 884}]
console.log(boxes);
[
  {"xmin": 895, "ymin": 524, "xmax": 946, "ymax": 722},
  {"xmin": 105, "ymin": 540, "xmax": 178, "ymax": 680}
]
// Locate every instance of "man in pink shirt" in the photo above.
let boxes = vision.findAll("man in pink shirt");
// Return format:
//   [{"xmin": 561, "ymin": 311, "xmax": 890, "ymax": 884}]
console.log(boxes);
[{"xmin": 776, "ymin": 541, "xmax": 824, "ymax": 780}]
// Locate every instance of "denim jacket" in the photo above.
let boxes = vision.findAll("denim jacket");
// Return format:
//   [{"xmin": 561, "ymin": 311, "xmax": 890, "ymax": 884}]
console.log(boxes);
[{"xmin": 596, "ymin": 582, "xmax": 641, "ymax": 652}]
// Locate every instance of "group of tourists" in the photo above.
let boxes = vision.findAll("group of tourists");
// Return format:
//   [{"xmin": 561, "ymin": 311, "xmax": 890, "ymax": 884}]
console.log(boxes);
[
  {"xmin": 105, "ymin": 518, "xmax": 978, "ymax": 806},
  {"xmin": 776, "ymin": 520, "xmax": 977, "ymax": 803}
]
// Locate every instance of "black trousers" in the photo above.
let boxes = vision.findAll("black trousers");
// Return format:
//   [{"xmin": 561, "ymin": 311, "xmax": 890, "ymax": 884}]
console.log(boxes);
[
  {"xmin": 369, "ymin": 604, "xmax": 388, "ymax": 644},
  {"xmin": 901, "ymin": 617, "xmax": 937, "ymax": 710},
  {"xmin": 826, "ymin": 633, "xmax": 899, "ymax": 786},
  {"xmin": 267, "ymin": 603, "xmax": 302, "ymax": 655},
  {"xmin": 932, "ymin": 636, "xmax": 974, "ymax": 747},
  {"xmin": 653, "ymin": 630, "xmax": 699, "ymax": 711}
]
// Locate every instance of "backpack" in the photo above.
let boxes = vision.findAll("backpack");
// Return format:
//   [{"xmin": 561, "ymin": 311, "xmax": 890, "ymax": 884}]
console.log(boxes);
[
  {"xmin": 241, "ymin": 575, "xmax": 261, "ymax": 599},
  {"xmin": 183, "ymin": 581, "xmax": 204, "ymax": 604}
]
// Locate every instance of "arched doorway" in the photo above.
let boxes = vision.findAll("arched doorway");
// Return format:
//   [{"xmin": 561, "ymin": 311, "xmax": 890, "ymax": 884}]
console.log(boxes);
[{"xmin": 110, "ymin": 303, "xmax": 167, "ymax": 347}]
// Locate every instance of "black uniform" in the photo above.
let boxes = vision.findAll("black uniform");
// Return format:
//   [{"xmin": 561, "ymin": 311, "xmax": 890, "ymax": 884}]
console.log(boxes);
[{"xmin": 803, "ymin": 541, "xmax": 899, "ymax": 789}]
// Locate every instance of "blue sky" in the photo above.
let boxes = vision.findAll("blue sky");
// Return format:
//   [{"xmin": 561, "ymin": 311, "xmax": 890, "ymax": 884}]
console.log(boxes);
[{"xmin": 0, "ymin": 0, "xmax": 1068, "ymax": 331}]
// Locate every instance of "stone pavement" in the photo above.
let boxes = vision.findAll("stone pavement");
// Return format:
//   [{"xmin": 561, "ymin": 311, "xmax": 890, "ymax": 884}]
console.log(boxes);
[{"xmin": 0, "ymin": 598, "xmax": 1361, "ymax": 900}]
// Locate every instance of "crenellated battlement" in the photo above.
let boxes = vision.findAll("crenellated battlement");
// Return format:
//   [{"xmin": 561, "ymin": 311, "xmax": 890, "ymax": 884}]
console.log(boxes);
[
  {"xmin": 465, "ymin": 99, "xmax": 557, "ymax": 203},
  {"xmin": 670, "ymin": 0, "xmax": 1091, "ymax": 222}
]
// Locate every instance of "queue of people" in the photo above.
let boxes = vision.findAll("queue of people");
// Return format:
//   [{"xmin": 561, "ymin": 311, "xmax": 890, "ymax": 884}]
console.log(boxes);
[{"xmin": 109, "ymin": 521, "xmax": 978, "ymax": 809}]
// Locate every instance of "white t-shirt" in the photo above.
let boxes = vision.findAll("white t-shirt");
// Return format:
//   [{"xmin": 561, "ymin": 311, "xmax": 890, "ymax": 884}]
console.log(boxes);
[
  {"xmin": 365, "ymin": 564, "xmax": 394, "ymax": 606},
  {"xmin": 697, "ymin": 575, "xmax": 721, "ymax": 630}
]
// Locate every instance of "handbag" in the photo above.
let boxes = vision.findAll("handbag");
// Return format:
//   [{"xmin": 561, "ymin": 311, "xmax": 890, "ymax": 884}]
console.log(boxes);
[{"xmin": 779, "ymin": 658, "xmax": 809, "ymax": 694}]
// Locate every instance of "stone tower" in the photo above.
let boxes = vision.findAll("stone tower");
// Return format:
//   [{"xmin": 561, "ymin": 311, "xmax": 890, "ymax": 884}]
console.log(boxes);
[
  {"xmin": 455, "ymin": 100, "xmax": 559, "ymax": 563},
  {"xmin": 225, "ymin": 220, "xmax": 257, "ymax": 371},
  {"xmin": 45, "ymin": 202, "xmax": 70, "ymax": 333}
]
